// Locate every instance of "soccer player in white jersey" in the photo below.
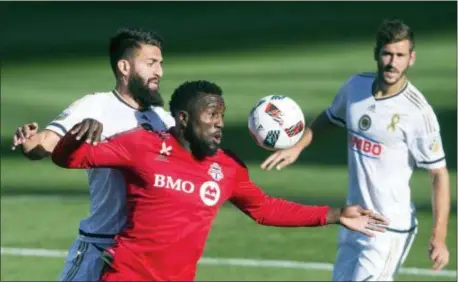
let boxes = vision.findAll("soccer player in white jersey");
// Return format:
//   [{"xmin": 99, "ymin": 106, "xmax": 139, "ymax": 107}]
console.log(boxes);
[
  {"xmin": 11, "ymin": 28, "xmax": 175, "ymax": 281},
  {"xmin": 261, "ymin": 19, "xmax": 450, "ymax": 280}
]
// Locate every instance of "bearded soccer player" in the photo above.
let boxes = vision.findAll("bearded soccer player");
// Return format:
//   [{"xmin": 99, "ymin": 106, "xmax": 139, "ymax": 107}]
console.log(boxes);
[
  {"xmin": 11, "ymin": 28, "xmax": 174, "ymax": 281},
  {"xmin": 52, "ymin": 80, "xmax": 389, "ymax": 281},
  {"xmin": 261, "ymin": 19, "xmax": 451, "ymax": 281}
]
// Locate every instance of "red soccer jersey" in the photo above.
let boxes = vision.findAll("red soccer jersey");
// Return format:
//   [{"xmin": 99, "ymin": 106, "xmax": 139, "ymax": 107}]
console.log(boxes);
[{"xmin": 52, "ymin": 127, "xmax": 329, "ymax": 281}]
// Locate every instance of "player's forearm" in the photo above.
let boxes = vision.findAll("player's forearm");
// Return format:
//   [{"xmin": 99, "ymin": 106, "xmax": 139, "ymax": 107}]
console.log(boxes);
[
  {"xmin": 244, "ymin": 196, "xmax": 329, "ymax": 227},
  {"xmin": 21, "ymin": 134, "xmax": 51, "ymax": 160},
  {"xmin": 296, "ymin": 111, "xmax": 334, "ymax": 151},
  {"xmin": 430, "ymin": 168, "xmax": 450, "ymax": 242},
  {"xmin": 51, "ymin": 132, "xmax": 91, "ymax": 169},
  {"xmin": 295, "ymin": 127, "xmax": 313, "ymax": 151}
]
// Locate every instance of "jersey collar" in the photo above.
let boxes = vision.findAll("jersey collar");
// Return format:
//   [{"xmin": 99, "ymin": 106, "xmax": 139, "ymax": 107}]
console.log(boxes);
[
  {"xmin": 112, "ymin": 89, "xmax": 150, "ymax": 112},
  {"xmin": 371, "ymin": 79, "xmax": 409, "ymax": 101}
]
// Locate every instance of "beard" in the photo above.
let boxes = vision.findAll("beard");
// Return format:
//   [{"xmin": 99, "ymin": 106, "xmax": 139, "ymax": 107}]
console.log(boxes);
[
  {"xmin": 184, "ymin": 124, "xmax": 218, "ymax": 159},
  {"xmin": 128, "ymin": 73, "xmax": 164, "ymax": 108},
  {"xmin": 377, "ymin": 63, "xmax": 409, "ymax": 85}
]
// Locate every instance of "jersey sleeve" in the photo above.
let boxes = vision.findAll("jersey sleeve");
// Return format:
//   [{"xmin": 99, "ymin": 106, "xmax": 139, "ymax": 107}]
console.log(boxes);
[
  {"xmin": 46, "ymin": 94, "xmax": 100, "ymax": 136},
  {"xmin": 228, "ymin": 153, "xmax": 329, "ymax": 227},
  {"xmin": 52, "ymin": 128, "xmax": 141, "ymax": 169},
  {"xmin": 408, "ymin": 105, "xmax": 446, "ymax": 170},
  {"xmin": 325, "ymin": 80, "xmax": 350, "ymax": 127}
]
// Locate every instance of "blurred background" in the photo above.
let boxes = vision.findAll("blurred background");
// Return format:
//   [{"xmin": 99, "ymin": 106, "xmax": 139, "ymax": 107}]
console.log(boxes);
[{"xmin": 1, "ymin": 2, "xmax": 456, "ymax": 281}]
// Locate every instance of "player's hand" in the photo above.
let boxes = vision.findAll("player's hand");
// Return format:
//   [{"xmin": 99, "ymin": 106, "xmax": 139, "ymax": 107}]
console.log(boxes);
[
  {"xmin": 260, "ymin": 145, "xmax": 303, "ymax": 171},
  {"xmin": 70, "ymin": 118, "xmax": 103, "ymax": 145},
  {"xmin": 12, "ymin": 122, "xmax": 39, "ymax": 150},
  {"xmin": 338, "ymin": 205, "xmax": 390, "ymax": 237},
  {"xmin": 429, "ymin": 239, "xmax": 449, "ymax": 271}
]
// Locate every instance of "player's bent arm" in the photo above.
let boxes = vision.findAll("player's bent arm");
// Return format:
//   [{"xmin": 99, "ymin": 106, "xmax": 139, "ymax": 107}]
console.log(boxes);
[
  {"xmin": 429, "ymin": 166, "xmax": 450, "ymax": 242},
  {"xmin": 52, "ymin": 127, "xmax": 137, "ymax": 169},
  {"xmin": 295, "ymin": 110, "xmax": 339, "ymax": 151},
  {"xmin": 21, "ymin": 130, "xmax": 61, "ymax": 160}
]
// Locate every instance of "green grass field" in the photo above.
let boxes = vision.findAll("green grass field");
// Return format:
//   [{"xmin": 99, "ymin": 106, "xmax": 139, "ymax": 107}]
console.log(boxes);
[{"xmin": 1, "ymin": 30, "xmax": 457, "ymax": 281}]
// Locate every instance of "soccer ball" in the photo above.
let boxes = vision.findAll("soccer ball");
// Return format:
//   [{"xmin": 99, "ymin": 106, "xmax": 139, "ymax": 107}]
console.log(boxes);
[{"xmin": 248, "ymin": 95, "xmax": 306, "ymax": 151}]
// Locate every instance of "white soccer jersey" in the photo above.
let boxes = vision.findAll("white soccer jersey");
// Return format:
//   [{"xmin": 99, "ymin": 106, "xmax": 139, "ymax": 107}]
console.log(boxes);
[
  {"xmin": 46, "ymin": 90, "xmax": 175, "ymax": 241},
  {"xmin": 325, "ymin": 72, "xmax": 446, "ymax": 231}
]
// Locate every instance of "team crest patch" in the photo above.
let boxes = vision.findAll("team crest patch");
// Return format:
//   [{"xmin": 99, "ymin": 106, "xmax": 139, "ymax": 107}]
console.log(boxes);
[
  {"xmin": 208, "ymin": 163, "xmax": 224, "ymax": 181},
  {"xmin": 358, "ymin": 115, "xmax": 371, "ymax": 131}
]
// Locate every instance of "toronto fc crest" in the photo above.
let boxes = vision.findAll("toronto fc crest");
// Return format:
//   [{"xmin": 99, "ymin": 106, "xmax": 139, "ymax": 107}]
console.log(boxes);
[{"xmin": 208, "ymin": 163, "xmax": 224, "ymax": 181}]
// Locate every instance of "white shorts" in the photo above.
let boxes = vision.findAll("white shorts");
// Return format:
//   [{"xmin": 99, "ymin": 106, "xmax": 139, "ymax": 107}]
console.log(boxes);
[
  {"xmin": 58, "ymin": 238, "xmax": 114, "ymax": 281},
  {"xmin": 332, "ymin": 226, "xmax": 417, "ymax": 281}
]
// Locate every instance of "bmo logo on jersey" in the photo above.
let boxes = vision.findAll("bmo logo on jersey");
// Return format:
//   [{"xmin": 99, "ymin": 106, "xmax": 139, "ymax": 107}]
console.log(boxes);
[
  {"xmin": 350, "ymin": 134, "xmax": 383, "ymax": 158},
  {"xmin": 153, "ymin": 174, "xmax": 221, "ymax": 206},
  {"xmin": 154, "ymin": 174, "xmax": 195, "ymax": 193}
]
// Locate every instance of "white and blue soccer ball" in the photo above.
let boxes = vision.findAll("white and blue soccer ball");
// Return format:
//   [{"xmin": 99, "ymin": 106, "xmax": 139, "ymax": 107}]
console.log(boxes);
[{"xmin": 248, "ymin": 95, "xmax": 306, "ymax": 151}]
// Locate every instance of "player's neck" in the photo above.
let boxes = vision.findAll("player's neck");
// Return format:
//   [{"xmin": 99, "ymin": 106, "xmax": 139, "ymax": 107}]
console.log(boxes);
[
  {"xmin": 170, "ymin": 127, "xmax": 192, "ymax": 152},
  {"xmin": 114, "ymin": 86, "xmax": 142, "ymax": 110},
  {"xmin": 373, "ymin": 76, "xmax": 408, "ymax": 99},
  {"xmin": 170, "ymin": 127, "xmax": 208, "ymax": 160}
]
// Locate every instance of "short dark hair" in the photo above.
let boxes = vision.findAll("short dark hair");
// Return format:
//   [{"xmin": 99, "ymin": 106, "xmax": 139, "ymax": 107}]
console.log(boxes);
[
  {"xmin": 109, "ymin": 27, "xmax": 163, "ymax": 77},
  {"xmin": 375, "ymin": 19, "xmax": 415, "ymax": 55},
  {"xmin": 169, "ymin": 80, "xmax": 223, "ymax": 117}
]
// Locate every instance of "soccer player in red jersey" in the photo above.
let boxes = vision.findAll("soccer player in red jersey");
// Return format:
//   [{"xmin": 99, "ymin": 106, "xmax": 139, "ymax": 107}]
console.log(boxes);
[{"xmin": 52, "ymin": 80, "xmax": 389, "ymax": 281}]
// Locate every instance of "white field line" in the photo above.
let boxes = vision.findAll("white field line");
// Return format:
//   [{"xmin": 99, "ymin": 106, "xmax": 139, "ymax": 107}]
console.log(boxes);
[{"xmin": 1, "ymin": 247, "xmax": 456, "ymax": 278}]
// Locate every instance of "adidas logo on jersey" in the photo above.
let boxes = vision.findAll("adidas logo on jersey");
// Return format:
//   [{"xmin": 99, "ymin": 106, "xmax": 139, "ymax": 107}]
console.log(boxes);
[{"xmin": 367, "ymin": 104, "xmax": 376, "ymax": 112}]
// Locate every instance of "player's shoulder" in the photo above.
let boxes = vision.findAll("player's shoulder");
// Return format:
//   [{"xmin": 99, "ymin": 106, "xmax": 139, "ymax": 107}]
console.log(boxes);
[
  {"xmin": 140, "ymin": 123, "xmax": 173, "ymax": 142},
  {"xmin": 402, "ymin": 82, "xmax": 441, "ymax": 132},
  {"xmin": 338, "ymin": 72, "xmax": 375, "ymax": 91},
  {"xmin": 68, "ymin": 91, "xmax": 114, "ymax": 108},
  {"xmin": 403, "ymin": 82, "xmax": 432, "ymax": 106},
  {"xmin": 151, "ymin": 106, "xmax": 176, "ymax": 128},
  {"xmin": 401, "ymin": 82, "xmax": 436, "ymax": 115},
  {"xmin": 106, "ymin": 124, "xmax": 171, "ymax": 144},
  {"xmin": 90, "ymin": 91, "xmax": 121, "ymax": 104},
  {"xmin": 350, "ymin": 72, "xmax": 377, "ymax": 84},
  {"xmin": 218, "ymin": 148, "xmax": 248, "ymax": 170}
]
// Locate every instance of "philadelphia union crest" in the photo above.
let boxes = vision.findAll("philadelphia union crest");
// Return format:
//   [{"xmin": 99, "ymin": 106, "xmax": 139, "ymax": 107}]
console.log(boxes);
[{"xmin": 358, "ymin": 114, "xmax": 371, "ymax": 131}]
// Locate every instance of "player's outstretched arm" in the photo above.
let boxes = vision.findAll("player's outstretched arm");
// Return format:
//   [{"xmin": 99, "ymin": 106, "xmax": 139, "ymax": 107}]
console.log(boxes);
[
  {"xmin": 230, "ymin": 170, "xmax": 389, "ymax": 236},
  {"xmin": 260, "ymin": 110, "xmax": 336, "ymax": 171},
  {"xmin": 52, "ymin": 118, "xmax": 133, "ymax": 169}
]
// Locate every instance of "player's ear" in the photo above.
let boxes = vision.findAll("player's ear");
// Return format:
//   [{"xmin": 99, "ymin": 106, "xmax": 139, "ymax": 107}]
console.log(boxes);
[
  {"xmin": 177, "ymin": 111, "xmax": 189, "ymax": 127},
  {"xmin": 117, "ymin": 59, "xmax": 131, "ymax": 77},
  {"xmin": 409, "ymin": 50, "xmax": 416, "ymax": 67}
]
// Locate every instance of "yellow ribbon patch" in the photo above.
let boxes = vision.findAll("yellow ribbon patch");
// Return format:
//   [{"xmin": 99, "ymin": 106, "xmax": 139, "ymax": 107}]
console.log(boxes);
[{"xmin": 387, "ymin": 113, "xmax": 400, "ymax": 132}]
